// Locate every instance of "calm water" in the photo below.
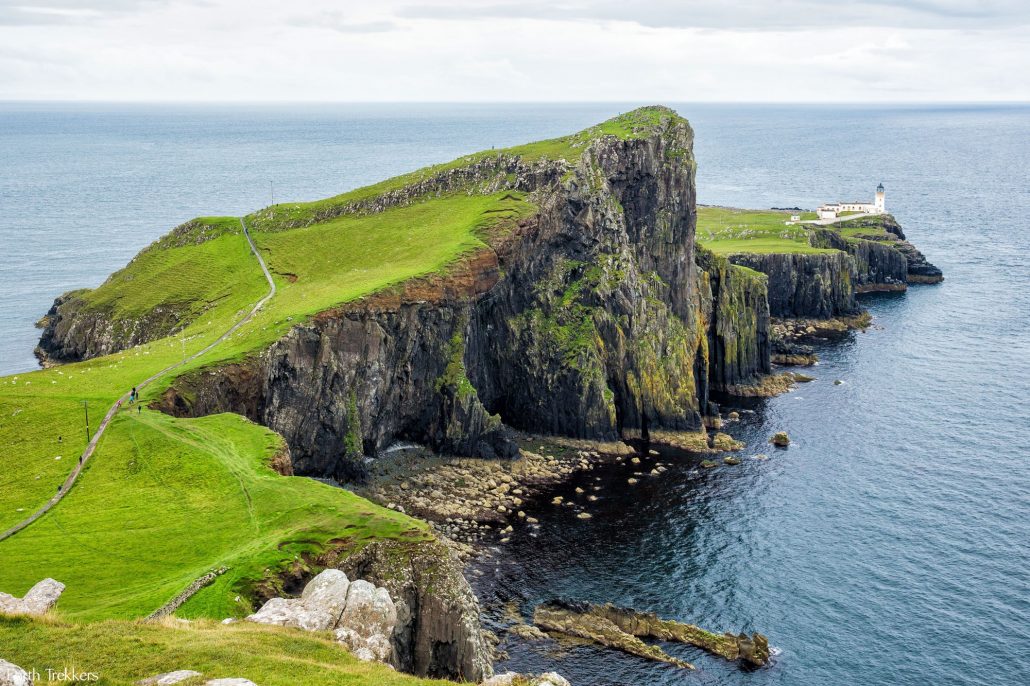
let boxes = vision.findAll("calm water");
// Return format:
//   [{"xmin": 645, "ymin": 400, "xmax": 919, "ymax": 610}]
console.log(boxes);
[{"xmin": 1, "ymin": 104, "xmax": 1028, "ymax": 685}]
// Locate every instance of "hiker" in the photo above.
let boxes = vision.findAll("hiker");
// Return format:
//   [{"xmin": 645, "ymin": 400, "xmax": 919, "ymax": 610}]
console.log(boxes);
[
  {"xmin": 138, "ymin": 405, "xmax": 142, "ymax": 415},
  {"xmin": 130, "ymin": 387, "xmax": 137, "ymax": 403},
  {"xmin": 58, "ymin": 435, "xmax": 62, "ymax": 443}
]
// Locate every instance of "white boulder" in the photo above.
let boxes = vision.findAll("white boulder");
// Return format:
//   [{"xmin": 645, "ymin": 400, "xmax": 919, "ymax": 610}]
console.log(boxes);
[
  {"xmin": 333, "ymin": 581, "xmax": 396, "ymax": 662},
  {"xmin": 0, "ymin": 659, "xmax": 32, "ymax": 686},
  {"xmin": 0, "ymin": 579, "xmax": 65, "ymax": 617},
  {"xmin": 245, "ymin": 570, "xmax": 396, "ymax": 665},
  {"xmin": 137, "ymin": 670, "xmax": 203, "ymax": 685},
  {"xmin": 204, "ymin": 680, "xmax": 258, "ymax": 686},
  {"xmin": 245, "ymin": 569, "xmax": 349, "ymax": 631}
]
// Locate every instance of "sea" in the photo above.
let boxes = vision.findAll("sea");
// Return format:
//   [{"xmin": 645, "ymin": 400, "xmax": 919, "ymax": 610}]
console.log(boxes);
[{"xmin": 1, "ymin": 103, "xmax": 1028, "ymax": 685}]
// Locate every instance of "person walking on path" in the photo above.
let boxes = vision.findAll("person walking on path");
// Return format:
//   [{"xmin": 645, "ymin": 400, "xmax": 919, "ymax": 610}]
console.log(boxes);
[{"xmin": 129, "ymin": 386, "xmax": 137, "ymax": 404}]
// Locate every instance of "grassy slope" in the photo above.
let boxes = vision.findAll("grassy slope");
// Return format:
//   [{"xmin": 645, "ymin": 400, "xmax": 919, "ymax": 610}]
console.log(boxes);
[
  {"xmin": 696, "ymin": 206, "xmax": 835, "ymax": 255},
  {"xmin": 0, "ymin": 615, "xmax": 452, "ymax": 686},
  {"xmin": 0, "ymin": 109, "xmax": 679, "ymax": 626},
  {"xmin": 0, "ymin": 410, "xmax": 426, "ymax": 621}
]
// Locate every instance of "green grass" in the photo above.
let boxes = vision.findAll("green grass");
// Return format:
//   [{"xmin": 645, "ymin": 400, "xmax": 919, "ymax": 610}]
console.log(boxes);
[
  {"xmin": 0, "ymin": 410, "xmax": 427, "ymax": 621},
  {"xmin": 0, "ymin": 106, "xmax": 682, "ymax": 629},
  {"xmin": 0, "ymin": 615, "xmax": 452, "ymax": 686},
  {"xmin": 697, "ymin": 206, "xmax": 835, "ymax": 255},
  {"xmin": 247, "ymin": 106, "xmax": 683, "ymax": 232},
  {"xmin": 63, "ymin": 217, "xmax": 265, "ymax": 331},
  {"xmin": 0, "ymin": 193, "xmax": 525, "ymax": 621}
]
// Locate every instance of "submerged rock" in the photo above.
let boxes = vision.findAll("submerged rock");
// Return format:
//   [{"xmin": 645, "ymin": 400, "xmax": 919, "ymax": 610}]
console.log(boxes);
[
  {"xmin": 533, "ymin": 601, "xmax": 694, "ymax": 670},
  {"xmin": 533, "ymin": 600, "xmax": 770, "ymax": 668}
]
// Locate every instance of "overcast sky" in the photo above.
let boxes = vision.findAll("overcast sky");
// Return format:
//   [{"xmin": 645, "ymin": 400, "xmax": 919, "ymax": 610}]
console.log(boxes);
[{"xmin": 1, "ymin": 0, "xmax": 1027, "ymax": 102}]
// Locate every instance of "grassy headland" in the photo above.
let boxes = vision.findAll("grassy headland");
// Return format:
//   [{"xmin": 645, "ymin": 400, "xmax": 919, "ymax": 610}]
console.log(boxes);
[{"xmin": 0, "ymin": 108, "xmax": 679, "ymax": 625}]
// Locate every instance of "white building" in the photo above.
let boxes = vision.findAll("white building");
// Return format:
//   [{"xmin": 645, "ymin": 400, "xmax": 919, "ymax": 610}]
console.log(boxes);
[{"xmin": 817, "ymin": 183, "xmax": 885, "ymax": 220}]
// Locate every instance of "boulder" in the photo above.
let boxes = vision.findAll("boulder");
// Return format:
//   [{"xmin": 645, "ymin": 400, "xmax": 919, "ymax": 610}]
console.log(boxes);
[
  {"xmin": 333, "ymin": 581, "xmax": 397, "ymax": 663},
  {"xmin": 0, "ymin": 659, "xmax": 32, "ymax": 686},
  {"xmin": 770, "ymin": 432, "xmax": 790, "ymax": 447},
  {"xmin": 0, "ymin": 578, "xmax": 65, "ymax": 616},
  {"xmin": 205, "ymin": 681, "xmax": 257, "ymax": 686},
  {"xmin": 137, "ymin": 670, "xmax": 203, "ymax": 685},
  {"xmin": 246, "ymin": 569, "xmax": 349, "ymax": 631},
  {"xmin": 246, "ymin": 569, "xmax": 396, "ymax": 666}
]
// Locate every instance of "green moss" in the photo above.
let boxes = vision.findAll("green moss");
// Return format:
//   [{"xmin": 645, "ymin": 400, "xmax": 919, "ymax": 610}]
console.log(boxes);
[
  {"xmin": 435, "ymin": 325, "xmax": 477, "ymax": 401},
  {"xmin": 344, "ymin": 390, "xmax": 363, "ymax": 458}
]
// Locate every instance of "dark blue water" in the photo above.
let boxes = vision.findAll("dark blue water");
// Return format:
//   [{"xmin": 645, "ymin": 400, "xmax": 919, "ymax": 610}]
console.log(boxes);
[{"xmin": 2, "ymin": 104, "xmax": 1028, "ymax": 685}]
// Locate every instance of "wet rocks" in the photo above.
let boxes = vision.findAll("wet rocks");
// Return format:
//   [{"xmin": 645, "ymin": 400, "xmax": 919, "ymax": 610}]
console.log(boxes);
[
  {"xmin": 482, "ymin": 673, "xmax": 570, "ymax": 686},
  {"xmin": 533, "ymin": 601, "xmax": 694, "ymax": 670},
  {"xmin": 0, "ymin": 578, "xmax": 65, "ymax": 617},
  {"xmin": 534, "ymin": 601, "xmax": 770, "ymax": 668},
  {"xmin": 771, "ymin": 432, "xmax": 790, "ymax": 447}
]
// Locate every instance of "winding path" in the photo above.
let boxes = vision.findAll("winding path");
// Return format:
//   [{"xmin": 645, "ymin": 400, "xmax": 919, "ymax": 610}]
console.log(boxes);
[{"xmin": 0, "ymin": 219, "xmax": 275, "ymax": 543}]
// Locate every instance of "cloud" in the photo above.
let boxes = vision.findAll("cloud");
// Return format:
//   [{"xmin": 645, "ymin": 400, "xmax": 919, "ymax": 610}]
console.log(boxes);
[
  {"xmin": 0, "ymin": 0, "xmax": 171, "ymax": 25},
  {"xmin": 0, "ymin": 0, "xmax": 1026, "ymax": 101},
  {"xmin": 286, "ymin": 12, "xmax": 399, "ymax": 33},
  {"xmin": 398, "ymin": 0, "xmax": 1030, "ymax": 30}
]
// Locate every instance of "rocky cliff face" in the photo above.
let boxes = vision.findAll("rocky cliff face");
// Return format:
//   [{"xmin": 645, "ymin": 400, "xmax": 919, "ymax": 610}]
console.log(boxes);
[
  {"xmin": 36, "ymin": 290, "xmax": 182, "ymax": 365},
  {"xmin": 727, "ymin": 251, "xmax": 859, "ymax": 319},
  {"xmin": 339, "ymin": 540, "xmax": 492, "ymax": 682},
  {"xmin": 158, "ymin": 109, "xmax": 767, "ymax": 480},
  {"xmin": 697, "ymin": 249, "xmax": 771, "ymax": 390},
  {"xmin": 809, "ymin": 228, "xmax": 908, "ymax": 293}
]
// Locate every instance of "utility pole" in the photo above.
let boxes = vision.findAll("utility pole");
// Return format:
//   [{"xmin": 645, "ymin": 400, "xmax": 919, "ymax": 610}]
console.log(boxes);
[{"xmin": 83, "ymin": 400, "xmax": 90, "ymax": 443}]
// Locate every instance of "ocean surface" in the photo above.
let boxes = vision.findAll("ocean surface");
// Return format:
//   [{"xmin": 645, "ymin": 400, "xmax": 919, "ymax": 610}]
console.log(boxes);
[{"xmin": 1, "ymin": 103, "xmax": 1028, "ymax": 685}]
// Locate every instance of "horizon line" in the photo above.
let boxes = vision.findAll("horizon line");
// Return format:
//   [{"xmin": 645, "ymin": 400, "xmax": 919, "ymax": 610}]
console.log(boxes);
[{"xmin": 1, "ymin": 99, "xmax": 1029, "ymax": 107}]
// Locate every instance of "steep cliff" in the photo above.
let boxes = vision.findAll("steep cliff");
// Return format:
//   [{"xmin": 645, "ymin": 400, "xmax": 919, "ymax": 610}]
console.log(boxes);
[
  {"xmin": 833, "ymin": 214, "xmax": 944, "ymax": 284},
  {"xmin": 339, "ymin": 540, "xmax": 492, "ymax": 682},
  {"xmin": 155, "ymin": 107, "xmax": 762, "ymax": 480},
  {"xmin": 808, "ymin": 228, "xmax": 908, "ymax": 293},
  {"xmin": 697, "ymin": 249, "xmax": 771, "ymax": 390},
  {"xmin": 727, "ymin": 251, "xmax": 858, "ymax": 318}
]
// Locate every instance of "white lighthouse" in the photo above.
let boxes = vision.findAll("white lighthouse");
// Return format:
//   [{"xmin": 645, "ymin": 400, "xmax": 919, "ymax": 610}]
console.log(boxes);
[{"xmin": 875, "ymin": 182, "xmax": 885, "ymax": 213}]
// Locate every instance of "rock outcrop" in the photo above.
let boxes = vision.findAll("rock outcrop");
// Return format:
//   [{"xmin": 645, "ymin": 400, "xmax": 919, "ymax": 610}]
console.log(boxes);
[
  {"xmin": 246, "ymin": 569, "xmax": 397, "ymax": 665},
  {"xmin": 728, "ymin": 251, "xmax": 858, "ymax": 319},
  {"xmin": 156, "ymin": 108, "xmax": 766, "ymax": 479},
  {"xmin": 533, "ymin": 600, "xmax": 769, "ymax": 668},
  {"xmin": 339, "ymin": 539, "xmax": 492, "ymax": 682},
  {"xmin": 0, "ymin": 579, "xmax": 64, "ymax": 617},
  {"xmin": 533, "ymin": 601, "xmax": 694, "ymax": 669},
  {"xmin": 0, "ymin": 659, "xmax": 32, "ymax": 686},
  {"xmin": 137, "ymin": 671, "xmax": 203, "ymax": 685}
]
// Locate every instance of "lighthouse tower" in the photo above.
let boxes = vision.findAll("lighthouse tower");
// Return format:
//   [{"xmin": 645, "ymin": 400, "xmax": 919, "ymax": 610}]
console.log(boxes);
[{"xmin": 875, "ymin": 182, "xmax": 886, "ymax": 213}]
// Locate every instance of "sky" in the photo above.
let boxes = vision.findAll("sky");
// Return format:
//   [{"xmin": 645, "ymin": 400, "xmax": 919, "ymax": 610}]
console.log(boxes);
[{"xmin": 0, "ymin": 0, "xmax": 1028, "ymax": 102}]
